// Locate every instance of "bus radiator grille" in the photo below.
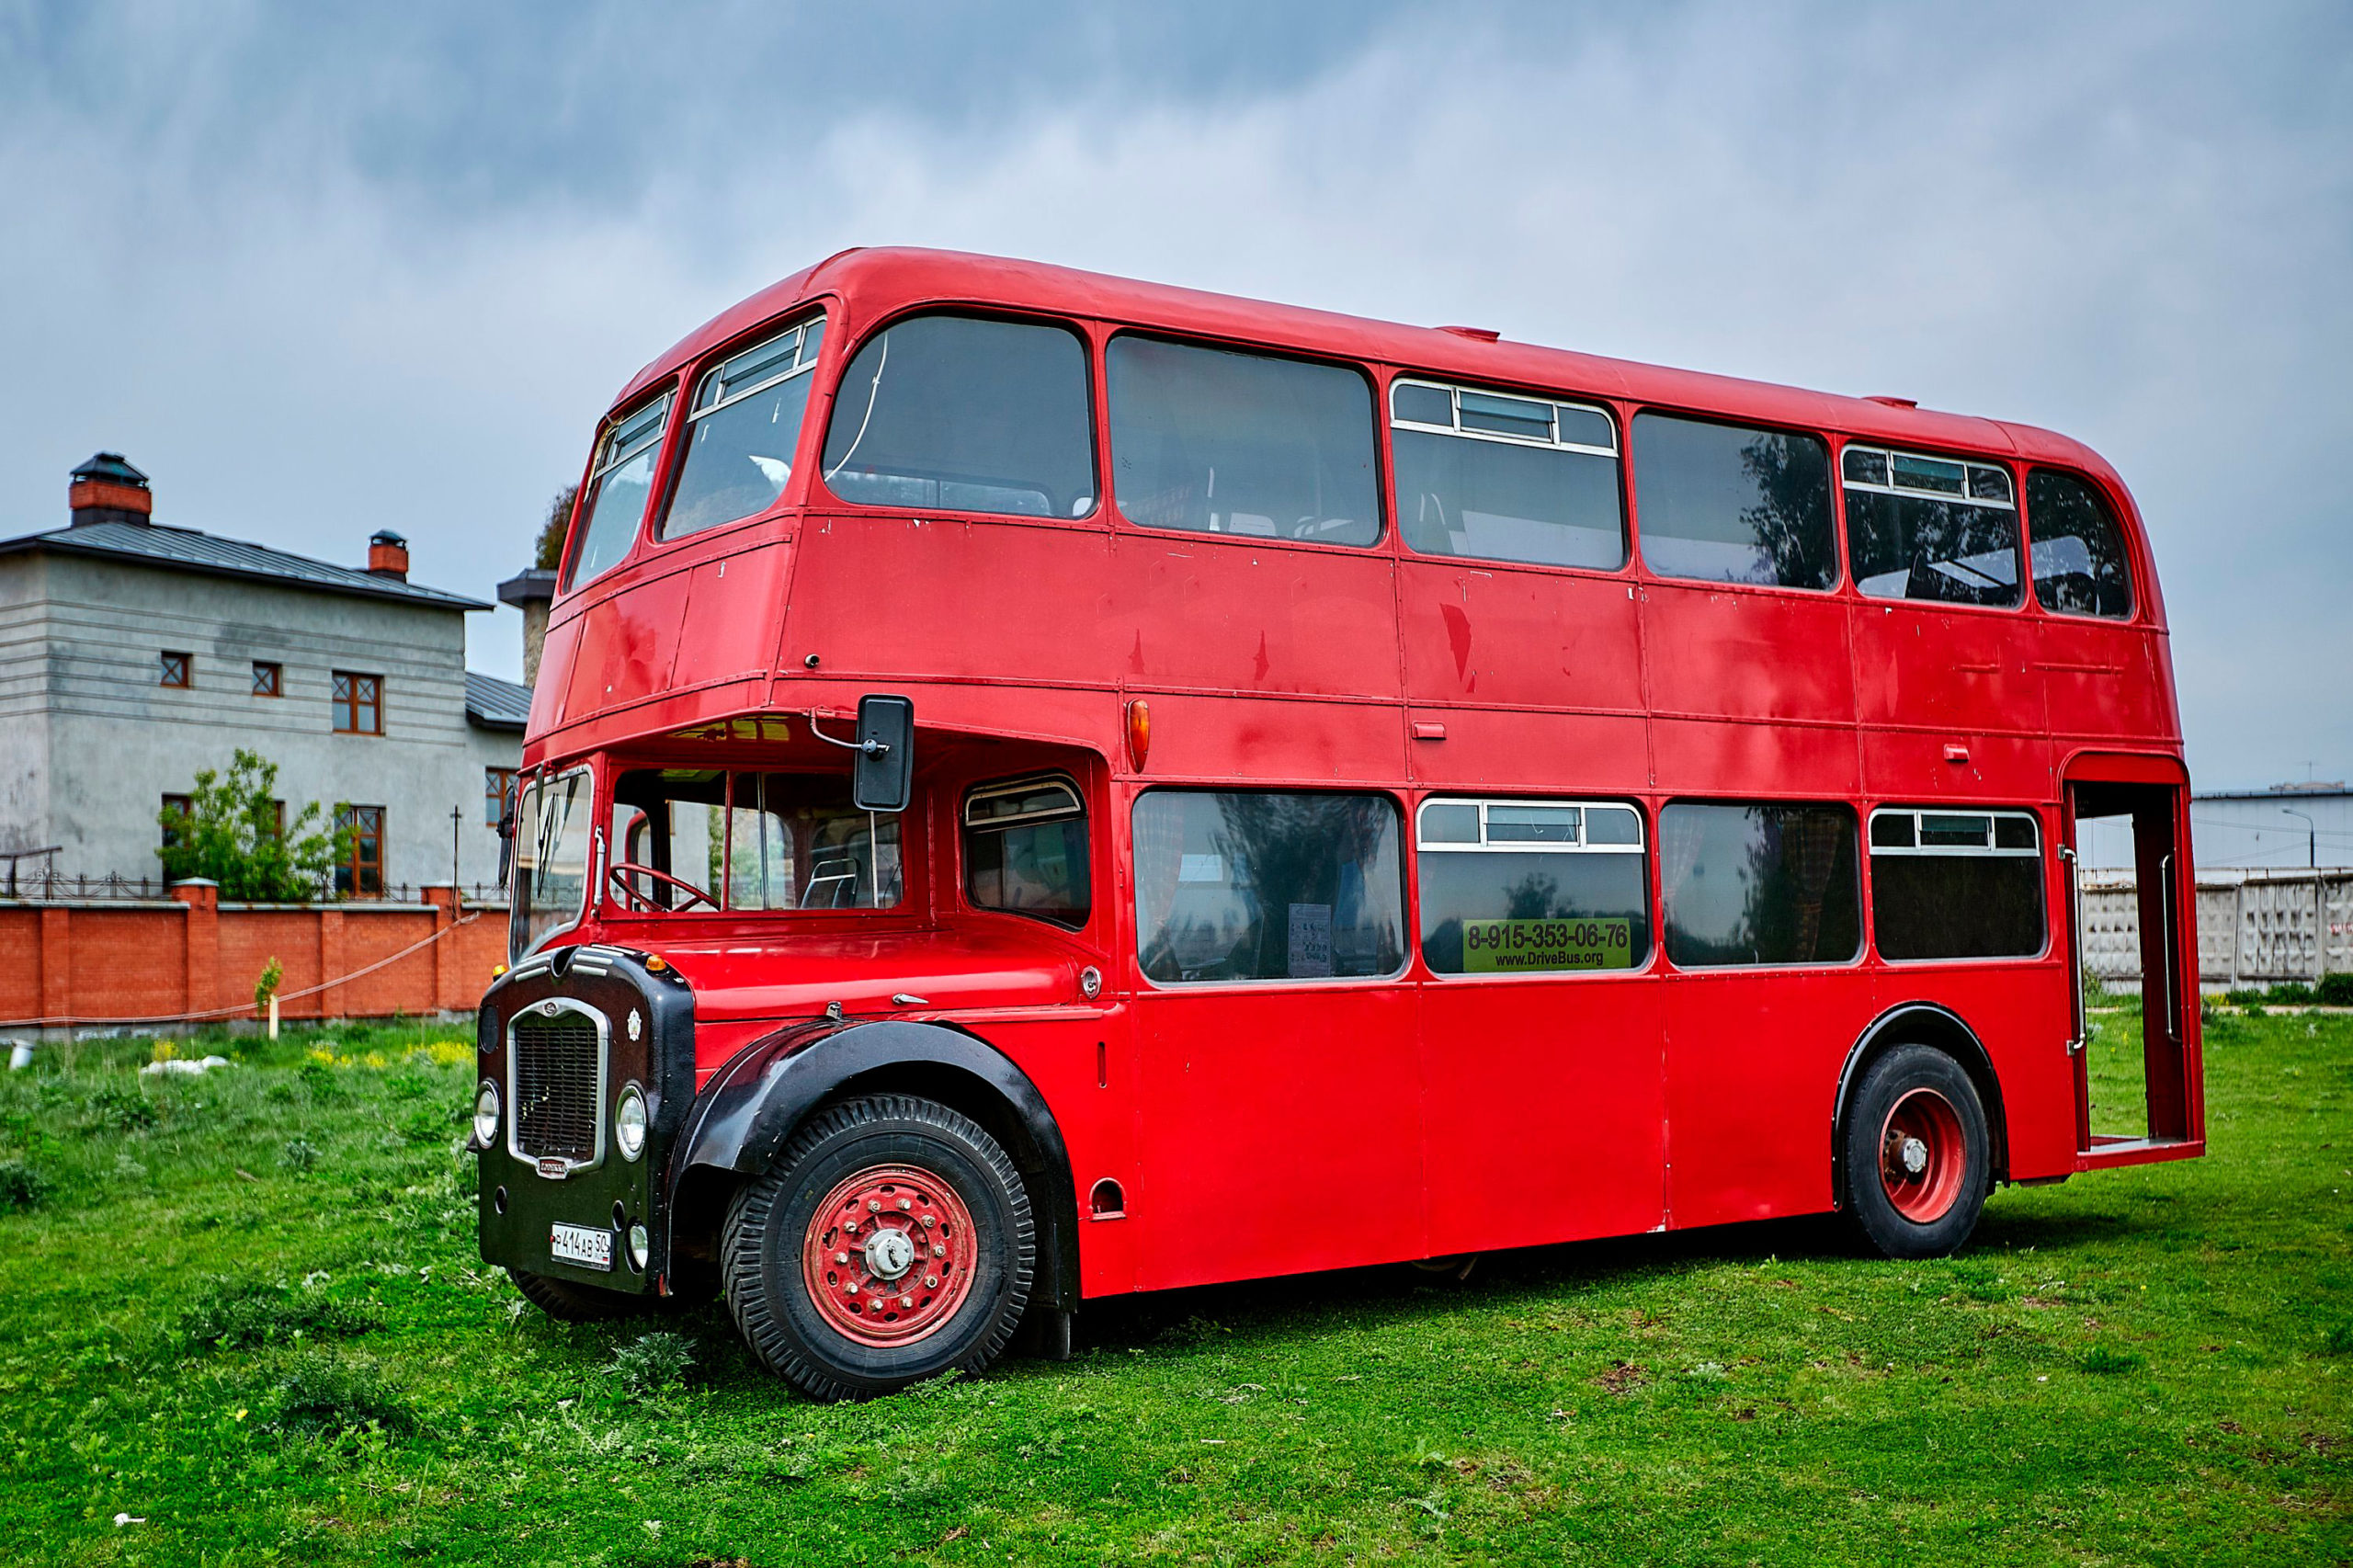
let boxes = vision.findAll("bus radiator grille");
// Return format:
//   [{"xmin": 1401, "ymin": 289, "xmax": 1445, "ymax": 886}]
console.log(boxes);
[{"xmin": 511, "ymin": 1012, "xmax": 601, "ymax": 1164}]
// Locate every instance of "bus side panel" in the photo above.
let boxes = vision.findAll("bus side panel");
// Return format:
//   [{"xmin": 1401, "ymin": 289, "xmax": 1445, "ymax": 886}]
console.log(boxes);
[
  {"xmin": 1851, "ymin": 604, "xmax": 2047, "ymax": 738},
  {"xmin": 1131, "ymin": 985, "xmax": 1422, "ymax": 1290},
  {"xmin": 1859, "ymin": 731, "xmax": 2054, "ymax": 805},
  {"xmin": 1403, "ymin": 707, "xmax": 1648, "ymax": 793},
  {"xmin": 983, "ymin": 1013, "xmax": 1143, "ymax": 1299},
  {"xmin": 1641, "ymin": 585, "xmax": 1854, "ymax": 725},
  {"xmin": 785, "ymin": 516, "xmax": 1120, "ymax": 688},
  {"xmin": 1419, "ymin": 973, "xmax": 1665, "ymax": 1253},
  {"xmin": 1112, "ymin": 532, "xmax": 1404, "ymax": 701},
  {"xmin": 1396, "ymin": 562, "xmax": 1643, "ymax": 711},
  {"xmin": 1136, "ymin": 693, "xmax": 1408, "ymax": 786},
  {"xmin": 563, "ymin": 567, "xmax": 693, "ymax": 722},
  {"xmin": 1650, "ymin": 717, "xmax": 1861, "ymax": 801},
  {"xmin": 2039, "ymin": 620, "xmax": 2177, "ymax": 745},
  {"xmin": 1890, "ymin": 965, "xmax": 2080, "ymax": 1183},
  {"xmin": 1663, "ymin": 970, "xmax": 1877, "ymax": 1228}
]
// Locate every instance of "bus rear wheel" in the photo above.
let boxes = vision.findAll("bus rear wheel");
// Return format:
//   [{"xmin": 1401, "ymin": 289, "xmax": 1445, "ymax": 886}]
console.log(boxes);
[
  {"xmin": 722, "ymin": 1094, "xmax": 1034, "ymax": 1402},
  {"xmin": 1841, "ymin": 1044, "xmax": 1990, "ymax": 1259}
]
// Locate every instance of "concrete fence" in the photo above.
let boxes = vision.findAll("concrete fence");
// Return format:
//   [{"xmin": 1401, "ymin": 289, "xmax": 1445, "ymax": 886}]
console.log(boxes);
[
  {"xmin": 2080, "ymin": 868, "xmax": 2353, "ymax": 989},
  {"xmin": 0, "ymin": 880, "xmax": 510, "ymax": 1040}
]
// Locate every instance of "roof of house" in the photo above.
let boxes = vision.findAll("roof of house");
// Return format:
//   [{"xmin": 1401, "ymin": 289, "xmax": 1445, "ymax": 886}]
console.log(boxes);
[
  {"xmin": 465, "ymin": 671, "xmax": 532, "ymax": 731},
  {"xmin": 0, "ymin": 518, "xmax": 491, "ymax": 610}
]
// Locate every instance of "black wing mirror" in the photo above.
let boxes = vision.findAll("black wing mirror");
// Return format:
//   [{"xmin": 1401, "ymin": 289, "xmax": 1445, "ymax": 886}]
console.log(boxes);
[{"xmin": 851, "ymin": 695, "xmax": 915, "ymax": 812}]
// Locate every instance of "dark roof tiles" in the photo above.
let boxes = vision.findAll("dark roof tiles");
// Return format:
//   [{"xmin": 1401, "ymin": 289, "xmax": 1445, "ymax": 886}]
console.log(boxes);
[
  {"xmin": 0, "ymin": 518, "xmax": 488, "ymax": 610},
  {"xmin": 465, "ymin": 670, "xmax": 532, "ymax": 731}
]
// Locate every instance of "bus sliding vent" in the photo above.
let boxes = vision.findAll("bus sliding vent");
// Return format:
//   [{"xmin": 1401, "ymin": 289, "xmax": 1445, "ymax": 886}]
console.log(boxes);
[{"xmin": 511, "ymin": 1011, "xmax": 603, "ymax": 1164}]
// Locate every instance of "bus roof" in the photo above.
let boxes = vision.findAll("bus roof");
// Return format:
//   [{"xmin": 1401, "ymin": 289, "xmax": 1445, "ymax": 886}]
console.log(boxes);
[{"xmin": 612, "ymin": 246, "xmax": 2130, "ymax": 496}]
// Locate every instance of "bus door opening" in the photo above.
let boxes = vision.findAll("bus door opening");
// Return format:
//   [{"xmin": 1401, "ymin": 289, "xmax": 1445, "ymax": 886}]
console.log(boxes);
[{"xmin": 2064, "ymin": 777, "xmax": 2196, "ymax": 1155}]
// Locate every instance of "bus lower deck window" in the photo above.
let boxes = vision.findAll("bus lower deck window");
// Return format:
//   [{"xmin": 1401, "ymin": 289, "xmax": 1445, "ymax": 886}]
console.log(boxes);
[
  {"xmin": 1869, "ymin": 808, "xmax": 2045, "ymax": 960},
  {"xmin": 1133, "ymin": 790, "xmax": 1404, "ymax": 983},
  {"xmin": 1659, "ymin": 801, "xmax": 1861, "ymax": 967},
  {"xmin": 965, "ymin": 775, "xmax": 1090, "ymax": 929},
  {"xmin": 1415, "ymin": 798, "xmax": 1651, "ymax": 974}
]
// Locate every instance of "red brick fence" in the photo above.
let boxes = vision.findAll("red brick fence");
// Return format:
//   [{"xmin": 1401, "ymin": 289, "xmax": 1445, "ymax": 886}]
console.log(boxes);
[{"xmin": 0, "ymin": 881, "xmax": 509, "ymax": 1039}]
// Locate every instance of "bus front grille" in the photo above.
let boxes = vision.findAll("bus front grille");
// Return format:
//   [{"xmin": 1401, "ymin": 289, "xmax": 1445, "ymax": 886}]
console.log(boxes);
[{"xmin": 511, "ymin": 1010, "xmax": 602, "ymax": 1165}]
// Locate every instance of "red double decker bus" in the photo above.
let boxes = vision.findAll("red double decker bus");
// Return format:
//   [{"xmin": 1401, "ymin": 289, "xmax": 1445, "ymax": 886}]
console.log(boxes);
[{"xmin": 473, "ymin": 248, "xmax": 2201, "ymax": 1400}]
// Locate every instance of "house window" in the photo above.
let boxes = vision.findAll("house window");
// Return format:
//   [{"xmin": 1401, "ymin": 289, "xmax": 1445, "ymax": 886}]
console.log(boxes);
[
  {"xmin": 332, "ymin": 672, "xmax": 382, "ymax": 734},
  {"xmin": 161, "ymin": 793, "xmax": 193, "ymax": 850},
  {"xmin": 252, "ymin": 660, "xmax": 282, "ymax": 697},
  {"xmin": 159, "ymin": 652, "xmax": 190, "ymax": 688},
  {"xmin": 485, "ymin": 767, "xmax": 517, "ymax": 827},
  {"xmin": 267, "ymin": 799, "xmax": 286, "ymax": 839},
  {"xmin": 335, "ymin": 805, "xmax": 385, "ymax": 896}
]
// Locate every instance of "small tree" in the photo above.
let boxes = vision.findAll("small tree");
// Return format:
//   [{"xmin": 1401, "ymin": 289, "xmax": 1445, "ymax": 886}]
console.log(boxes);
[
  {"xmin": 534, "ymin": 485, "xmax": 578, "ymax": 571},
  {"xmin": 157, "ymin": 750, "xmax": 348, "ymax": 902}
]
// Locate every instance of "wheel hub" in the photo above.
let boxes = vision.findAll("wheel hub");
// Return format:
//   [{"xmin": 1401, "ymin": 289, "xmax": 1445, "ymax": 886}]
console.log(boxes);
[
  {"xmin": 1878, "ymin": 1087, "xmax": 1966, "ymax": 1225},
  {"xmin": 801, "ymin": 1163, "xmax": 977, "ymax": 1347}
]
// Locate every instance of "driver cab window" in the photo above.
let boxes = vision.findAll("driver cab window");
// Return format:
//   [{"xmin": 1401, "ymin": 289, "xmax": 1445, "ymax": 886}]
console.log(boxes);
[
  {"xmin": 964, "ymin": 776, "xmax": 1090, "ymax": 928},
  {"xmin": 610, "ymin": 769, "xmax": 903, "ymax": 913}
]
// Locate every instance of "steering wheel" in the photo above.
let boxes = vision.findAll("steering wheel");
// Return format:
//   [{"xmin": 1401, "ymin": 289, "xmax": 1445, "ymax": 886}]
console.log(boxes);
[{"xmin": 607, "ymin": 861, "xmax": 719, "ymax": 914}]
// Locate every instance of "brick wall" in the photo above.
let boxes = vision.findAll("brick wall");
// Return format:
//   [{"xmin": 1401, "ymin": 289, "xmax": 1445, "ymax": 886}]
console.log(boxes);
[{"xmin": 0, "ymin": 881, "xmax": 509, "ymax": 1037}]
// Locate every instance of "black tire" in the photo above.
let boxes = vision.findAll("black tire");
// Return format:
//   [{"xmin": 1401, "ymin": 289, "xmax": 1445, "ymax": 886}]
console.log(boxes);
[
  {"xmin": 1841, "ymin": 1043, "xmax": 1991, "ymax": 1259},
  {"xmin": 506, "ymin": 1266, "xmax": 647, "ymax": 1323},
  {"xmin": 723, "ymin": 1094, "xmax": 1034, "ymax": 1402}
]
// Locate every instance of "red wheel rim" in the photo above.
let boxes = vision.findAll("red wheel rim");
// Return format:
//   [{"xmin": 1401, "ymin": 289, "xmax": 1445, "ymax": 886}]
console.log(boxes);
[
  {"xmin": 801, "ymin": 1164, "xmax": 978, "ymax": 1347},
  {"xmin": 1879, "ymin": 1087, "xmax": 1966, "ymax": 1224}
]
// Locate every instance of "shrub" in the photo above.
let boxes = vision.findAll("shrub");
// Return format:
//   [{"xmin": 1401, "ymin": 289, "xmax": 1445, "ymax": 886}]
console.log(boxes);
[
  {"xmin": 179, "ymin": 1277, "xmax": 381, "ymax": 1348},
  {"xmin": 85, "ymin": 1082, "xmax": 159, "ymax": 1131},
  {"xmin": 279, "ymin": 1138, "xmax": 320, "ymax": 1173},
  {"xmin": 2270, "ymin": 982, "xmax": 2313, "ymax": 1005},
  {"xmin": 2316, "ymin": 973, "xmax": 2353, "ymax": 1007},
  {"xmin": 607, "ymin": 1332, "xmax": 696, "ymax": 1402},
  {"xmin": 2323, "ymin": 1324, "xmax": 2353, "ymax": 1357},
  {"xmin": 255, "ymin": 1348, "xmax": 413, "ymax": 1437},
  {"xmin": 156, "ymin": 749, "xmax": 347, "ymax": 903},
  {"xmin": 0, "ymin": 1158, "xmax": 53, "ymax": 1210},
  {"xmin": 2080, "ymin": 1346, "xmax": 2146, "ymax": 1375}
]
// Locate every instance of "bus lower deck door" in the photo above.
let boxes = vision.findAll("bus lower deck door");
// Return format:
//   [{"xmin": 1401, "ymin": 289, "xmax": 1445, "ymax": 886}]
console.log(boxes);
[{"xmin": 2065, "ymin": 764, "xmax": 2201, "ymax": 1155}]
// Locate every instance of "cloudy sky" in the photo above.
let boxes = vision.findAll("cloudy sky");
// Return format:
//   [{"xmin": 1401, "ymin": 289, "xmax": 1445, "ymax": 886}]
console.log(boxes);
[{"xmin": 2, "ymin": 1, "xmax": 2346, "ymax": 789}]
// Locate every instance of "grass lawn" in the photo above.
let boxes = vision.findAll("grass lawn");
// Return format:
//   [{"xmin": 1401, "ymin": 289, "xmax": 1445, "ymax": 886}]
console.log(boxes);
[{"xmin": 0, "ymin": 1003, "xmax": 2346, "ymax": 1566}]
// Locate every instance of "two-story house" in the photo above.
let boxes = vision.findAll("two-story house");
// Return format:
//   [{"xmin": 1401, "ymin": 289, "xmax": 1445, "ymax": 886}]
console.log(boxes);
[{"xmin": 0, "ymin": 454, "xmax": 525, "ymax": 893}]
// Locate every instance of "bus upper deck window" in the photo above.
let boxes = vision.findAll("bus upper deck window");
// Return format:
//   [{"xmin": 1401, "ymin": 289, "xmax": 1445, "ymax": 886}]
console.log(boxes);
[
  {"xmin": 1108, "ymin": 337, "xmax": 1380, "ymax": 546},
  {"xmin": 662, "ymin": 315, "xmax": 825, "ymax": 540},
  {"xmin": 2026, "ymin": 470, "xmax": 2134, "ymax": 619},
  {"xmin": 1392, "ymin": 380, "xmax": 1625, "ymax": 570},
  {"xmin": 1842, "ymin": 444, "xmax": 2023, "ymax": 608},
  {"xmin": 964, "ymin": 775, "xmax": 1090, "ymax": 929},
  {"xmin": 820, "ymin": 314, "xmax": 1096, "ymax": 519},
  {"xmin": 567, "ymin": 392, "xmax": 674, "ymax": 589},
  {"xmin": 1631, "ymin": 415, "xmax": 1836, "ymax": 590}
]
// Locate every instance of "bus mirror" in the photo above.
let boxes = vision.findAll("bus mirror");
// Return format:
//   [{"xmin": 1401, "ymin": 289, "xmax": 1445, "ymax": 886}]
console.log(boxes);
[{"xmin": 852, "ymin": 695, "xmax": 915, "ymax": 812}]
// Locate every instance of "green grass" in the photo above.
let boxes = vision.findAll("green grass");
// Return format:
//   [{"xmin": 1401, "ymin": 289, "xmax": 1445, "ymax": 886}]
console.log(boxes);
[{"xmin": 0, "ymin": 1007, "xmax": 2346, "ymax": 1565}]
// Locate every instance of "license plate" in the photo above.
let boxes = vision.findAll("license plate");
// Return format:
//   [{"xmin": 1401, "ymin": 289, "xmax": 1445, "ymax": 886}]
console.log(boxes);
[{"xmin": 549, "ymin": 1222, "xmax": 613, "ymax": 1271}]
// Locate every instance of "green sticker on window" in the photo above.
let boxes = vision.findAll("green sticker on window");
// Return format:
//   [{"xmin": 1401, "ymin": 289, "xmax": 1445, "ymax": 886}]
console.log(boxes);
[{"xmin": 1460, "ymin": 917, "xmax": 1634, "ymax": 972}]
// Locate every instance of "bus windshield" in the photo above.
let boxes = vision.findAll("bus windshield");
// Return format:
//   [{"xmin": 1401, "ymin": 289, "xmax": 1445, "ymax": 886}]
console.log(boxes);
[
  {"xmin": 511, "ymin": 767, "xmax": 595, "ymax": 961},
  {"xmin": 609, "ymin": 769, "xmax": 903, "ymax": 914}
]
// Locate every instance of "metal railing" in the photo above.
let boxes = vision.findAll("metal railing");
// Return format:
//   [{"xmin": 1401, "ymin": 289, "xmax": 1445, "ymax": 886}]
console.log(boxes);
[{"xmin": 0, "ymin": 869, "xmax": 511, "ymax": 906}]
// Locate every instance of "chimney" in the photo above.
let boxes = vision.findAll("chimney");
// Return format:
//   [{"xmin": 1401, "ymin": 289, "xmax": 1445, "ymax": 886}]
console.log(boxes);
[
  {"xmin": 368, "ymin": 529, "xmax": 410, "ymax": 580},
  {"xmin": 68, "ymin": 452, "xmax": 152, "ymax": 527},
  {"xmin": 498, "ymin": 567, "xmax": 558, "ymax": 688}
]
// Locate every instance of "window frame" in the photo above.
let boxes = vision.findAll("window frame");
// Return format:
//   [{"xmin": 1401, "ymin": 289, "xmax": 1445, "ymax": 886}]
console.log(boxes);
[
  {"xmin": 335, "ymin": 803, "xmax": 386, "ymax": 898},
  {"xmin": 654, "ymin": 310, "xmax": 828, "ymax": 542},
  {"xmin": 961, "ymin": 772, "xmax": 1093, "ymax": 931},
  {"xmin": 1105, "ymin": 331, "xmax": 1385, "ymax": 551},
  {"xmin": 1656, "ymin": 798, "xmax": 1867, "ymax": 971},
  {"xmin": 815, "ymin": 307, "xmax": 1103, "ymax": 525},
  {"xmin": 1629, "ymin": 408, "xmax": 1844, "ymax": 595},
  {"xmin": 1387, "ymin": 375, "xmax": 1631, "ymax": 573},
  {"xmin": 1866, "ymin": 806, "xmax": 2050, "ymax": 963},
  {"xmin": 1130, "ymin": 786, "xmax": 1411, "ymax": 990},
  {"xmin": 1837, "ymin": 442, "xmax": 2026, "ymax": 611},
  {"xmin": 563, "ymin": 387, "xmax": 678, "ymax": 591},
  {"xmin": 160, "ymin": 792, "xmax": 192, "ymax": 850},
  {"xmin": 2023, "ymin": 465, "xmax": 2138, "ymax": 622},
  {"xmin": 158, "ymin": 651, "xmax": 190, "ymax": 688},
  {"xmin": 251, "ymin": 660, "xmax": 282, "ymax": 698},
  {"xmin": 331, "ymin": 671, "xmax": 383, "ymax": 736},
  {"xmin": 1413, "ymin": 795, "xmax": 1653, "ymax": 981},
  {"xmin": 485, "ymin": 767, "xmax": 517, "ymax": 828}
]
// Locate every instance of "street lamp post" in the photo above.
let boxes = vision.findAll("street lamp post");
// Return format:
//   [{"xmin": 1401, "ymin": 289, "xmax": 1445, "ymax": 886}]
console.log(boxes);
[{"xmin": 2280, "ymin": 806, "xmax": 2315, "ymax": 869}]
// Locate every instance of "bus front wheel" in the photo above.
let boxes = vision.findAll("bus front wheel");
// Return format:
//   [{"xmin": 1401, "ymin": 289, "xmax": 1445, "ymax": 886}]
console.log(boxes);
[
  {"xmin": 1840, "ymin": 1044, "xmax": 1990, "ymax": 1259},
  {"xmin": 722, "ymin": 1094, "xmax": 1036, "ymax": 1401}
]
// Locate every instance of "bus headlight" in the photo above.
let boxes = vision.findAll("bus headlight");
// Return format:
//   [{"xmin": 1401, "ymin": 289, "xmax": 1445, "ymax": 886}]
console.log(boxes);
[
  {"xmin": 614, "ymin": 1083, "xmax": 648, "ymax": 1161},
  {"xmin": 472, "ymin": 1080, "xmax": 501, "ymax": 1146}
]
